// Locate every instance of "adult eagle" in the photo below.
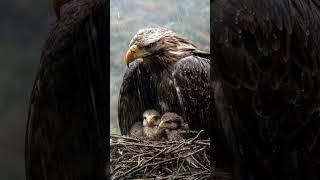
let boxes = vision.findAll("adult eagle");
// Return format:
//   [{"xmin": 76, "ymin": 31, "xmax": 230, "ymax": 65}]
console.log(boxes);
[
  {"xmin": 213, "ymin": 0, "xmax": 320, "ymax": 179},
  {"xmin": 118, "ymin": 28, "xmax": 213, "ymax": 138},
  {"xmin": 25, "ymin": 1, "xmax": 109, "ymax": 180}
]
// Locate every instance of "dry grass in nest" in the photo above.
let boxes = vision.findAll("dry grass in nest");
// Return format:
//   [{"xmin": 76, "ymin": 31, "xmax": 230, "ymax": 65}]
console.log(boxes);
[{"xmin": 110, "ymin": 130, "xmax": 231, "ymax": 180}]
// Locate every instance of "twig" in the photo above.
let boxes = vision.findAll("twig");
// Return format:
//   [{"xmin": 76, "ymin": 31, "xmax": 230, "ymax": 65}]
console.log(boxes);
[
  {"xmin": 113, "ymin": 148, "xmax": 168, "ymax": 179},
  {"xmin": 110, "ymin": 130, "xmax": 212, "ymax": 179}
]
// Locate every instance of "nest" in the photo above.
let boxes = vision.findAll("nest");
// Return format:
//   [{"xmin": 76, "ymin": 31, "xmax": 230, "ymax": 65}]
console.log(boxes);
[{"xmin": 110, "ymin": 130, "xmax": 231, "ymax": 180}]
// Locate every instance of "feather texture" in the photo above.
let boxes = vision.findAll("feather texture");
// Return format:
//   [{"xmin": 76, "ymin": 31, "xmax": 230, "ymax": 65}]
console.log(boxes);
[{"xmin": 213, "ymin": 0, "xmax": 320, "ymax": 179}]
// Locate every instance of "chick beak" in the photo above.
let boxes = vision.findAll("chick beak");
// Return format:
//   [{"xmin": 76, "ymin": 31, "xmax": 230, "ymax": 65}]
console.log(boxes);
[
  {"xmin": 158, "ymin": 121, "xmax": 165, "ymax": 129},
  {"xmin": 125, "ymin": 45, "xmax": 138, "ymax": 67},
  {"xmin": 146, "ymin": 116, "xmax": 155, "ymax": 127}
]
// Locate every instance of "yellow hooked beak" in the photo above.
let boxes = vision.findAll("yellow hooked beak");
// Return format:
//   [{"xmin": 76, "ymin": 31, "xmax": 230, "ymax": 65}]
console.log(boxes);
[
  {"xmin": 125, "ymin": 44, "xmax": 151, "ymax": 67},
  {"xmin": 125, "ymin": 45, "xmax": 138, "ymax": 67}
]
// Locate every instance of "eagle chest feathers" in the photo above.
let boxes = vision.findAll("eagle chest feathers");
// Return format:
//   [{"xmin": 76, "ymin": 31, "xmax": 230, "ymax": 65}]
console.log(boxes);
[{"xmin": 157, "ymin": 67, "xmax": 182, "ymax": 113}]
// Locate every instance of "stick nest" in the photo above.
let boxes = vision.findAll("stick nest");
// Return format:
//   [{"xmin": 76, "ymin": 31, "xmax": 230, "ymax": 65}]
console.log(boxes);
[{"xmin": 110, "ymin": 130, "xmax": 226, "ymax": 179}]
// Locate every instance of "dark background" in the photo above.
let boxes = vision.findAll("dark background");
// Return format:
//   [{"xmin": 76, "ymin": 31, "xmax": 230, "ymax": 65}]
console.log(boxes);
[{"xmin": 0, "ymin": 1, "xmax": 52, "ymax": 179}]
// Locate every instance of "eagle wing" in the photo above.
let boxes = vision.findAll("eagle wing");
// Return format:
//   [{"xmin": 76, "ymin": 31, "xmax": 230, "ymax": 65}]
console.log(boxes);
[
  {"xmin": 25, "ymin": 1, "xmax": 108, "ymax": 179},
  {"xmin": 213, "ymin": 0, "xmax": 320, "ymax": 178},
  {"xmin": 118, "ymin": 60, "xmax": 160, "ymax": 135},
  {"xmin": 118, "ymin": 55, "xmax": 212, "ymax": 137},
  {"xmin": 172, "ymin": 56, "xmax": 212, "ymax": 135}
]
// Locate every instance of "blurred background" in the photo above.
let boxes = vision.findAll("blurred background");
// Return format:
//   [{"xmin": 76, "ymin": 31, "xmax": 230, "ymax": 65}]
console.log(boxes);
[
  {"xmin": 0, "ymin": 1, "xmax": 53, "ymax": 179},
  {"xmin": 110, "ymin": 0, "xmax": 210, "ymax": 134}
]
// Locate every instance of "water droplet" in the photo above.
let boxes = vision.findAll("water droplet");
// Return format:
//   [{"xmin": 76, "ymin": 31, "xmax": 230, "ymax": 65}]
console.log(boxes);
[
  {"xmin": 273, "ymin": 34, "xmax": 277, "ymax": 39},
  {"xmin": 235, "ymin": 17, "xmax": 239, "ymax": 24},
  {"xmin": 306, "ymin": 29, "xmax": 310, "ymax": 36},
  {"xmin": 238, "ymin": 29, "xmax": 242, "ymax": 39},
  {"xmin": 236, "ymin": 9, "xmax": 241, "ymax": 16}
]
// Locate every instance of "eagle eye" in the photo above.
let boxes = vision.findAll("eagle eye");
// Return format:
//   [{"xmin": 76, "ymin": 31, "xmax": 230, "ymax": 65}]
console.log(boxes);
[
  {"xmin": 166, "ymin": 120, "xmax": 173, "ymax": 123},
  {"xmin": 144, "ymin": 42, "xmax": 155, "ymax": 49}
]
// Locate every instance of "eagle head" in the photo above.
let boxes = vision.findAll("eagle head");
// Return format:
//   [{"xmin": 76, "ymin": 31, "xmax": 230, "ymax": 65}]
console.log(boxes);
[{"xmin": 125, "ymin": 28, "xmax": 197, "ymax": 67}]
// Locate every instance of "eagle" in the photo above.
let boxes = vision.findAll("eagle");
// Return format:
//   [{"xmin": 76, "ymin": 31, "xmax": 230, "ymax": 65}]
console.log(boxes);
[
  {"xmin": 25, "ymin": 1, "xmax": 109, "ymax": 179},
  {"xmin": 158, "ymin": 112, "xmax": 189, "ymax": 141},
  {"xmin": 212, "ymin": 0, "xmax": 320, "ymax": 179},
  {"xmin": 51, "ymin": 0, "xmax": 72, "ymax": 20},
  {"xmin": 129, "ymin": 109, "xmax": 166, "ymax": 140},
  {"xmin": 118, "ymin": 28, "xmax": 212, "ymax": 139}
]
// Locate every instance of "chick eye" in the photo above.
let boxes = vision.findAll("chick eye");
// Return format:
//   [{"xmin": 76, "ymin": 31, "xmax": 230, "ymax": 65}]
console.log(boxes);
[{"xmin": 143, "ymin": 117, "xmax": 146, "ymax": 120}]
